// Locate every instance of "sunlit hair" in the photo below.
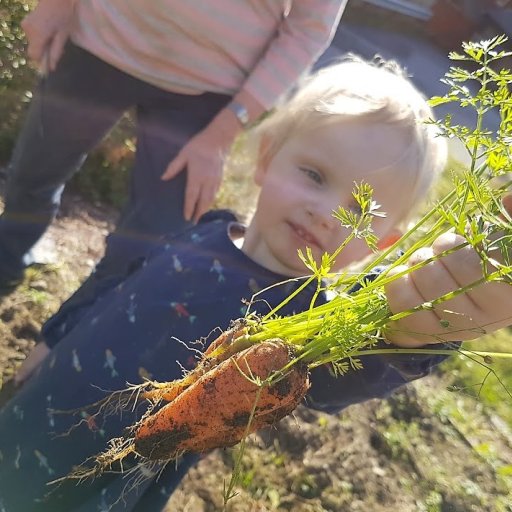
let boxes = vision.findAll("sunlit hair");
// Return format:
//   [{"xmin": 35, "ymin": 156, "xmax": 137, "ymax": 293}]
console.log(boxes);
[{"xmin": 247, "ymin": 54, "xmax": 448, "ymax": 223}]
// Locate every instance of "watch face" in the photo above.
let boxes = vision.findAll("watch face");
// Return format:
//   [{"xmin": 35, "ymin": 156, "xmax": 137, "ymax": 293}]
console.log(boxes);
[{"xmin": 230, "ymin": 102, "xmax": 249, "ymax": 125}]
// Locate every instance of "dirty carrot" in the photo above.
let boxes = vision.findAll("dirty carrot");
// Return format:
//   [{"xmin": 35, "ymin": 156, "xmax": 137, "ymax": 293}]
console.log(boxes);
[
  {"xmin": 60, "ymin": 337, "xmax": 308, "ymax": 482},
  {"xmin": 134, "ymin": 339, "xmax": 309, "ymax": 460},
  {"xmin": 140, "ymin": 319, "xmax": 251, "ymax": 403}
]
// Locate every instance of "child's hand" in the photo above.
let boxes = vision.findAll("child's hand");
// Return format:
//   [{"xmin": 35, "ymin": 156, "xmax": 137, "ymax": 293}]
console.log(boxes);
[
  {"xmin": 14, "ymin": 342, "xmax": 51, "ymax": 387},
  {"xmin": 384, "ymin": 221, "xmax": 512, "ymax": 348}
]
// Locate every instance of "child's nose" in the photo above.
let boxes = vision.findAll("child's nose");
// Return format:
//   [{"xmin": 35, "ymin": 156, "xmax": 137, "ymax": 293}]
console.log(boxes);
[{"xmin": 309, "ymin": 199, "xmax": 340, "ymax": 230}]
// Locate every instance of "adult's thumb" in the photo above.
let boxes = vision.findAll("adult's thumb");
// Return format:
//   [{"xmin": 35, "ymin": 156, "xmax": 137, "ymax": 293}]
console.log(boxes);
[
  {"xmin": 48, "ymin": 29, "xmax": 68, "ymax": 71},
  {"xmin": 161, "ymin": 153, "xmax": 186, "ymax": 181}
]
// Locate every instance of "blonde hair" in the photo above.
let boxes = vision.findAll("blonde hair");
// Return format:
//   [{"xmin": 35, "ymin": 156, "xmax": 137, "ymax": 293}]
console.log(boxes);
[{"xmin": 247, "ymin": 55, "xmax": 448, "ymax": 221}]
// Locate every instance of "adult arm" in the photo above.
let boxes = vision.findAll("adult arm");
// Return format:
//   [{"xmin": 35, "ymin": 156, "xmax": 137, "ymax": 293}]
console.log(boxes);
[
  {"xmin": 21, "ymin": 0, "xmax": 77, "ymax": 73},
  {"xmin": 162, "ymin": 89, "xmax": 265, "ymax": 223},
  {"xmin": 162, "ymin": 0, "xmax": 347, "ymax": 223}
]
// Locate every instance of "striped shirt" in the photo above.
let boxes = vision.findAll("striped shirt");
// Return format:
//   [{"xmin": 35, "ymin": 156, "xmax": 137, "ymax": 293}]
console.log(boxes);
[{"xmin": 70, "ymin": 0, "xmax": 346, "ymax": 108}]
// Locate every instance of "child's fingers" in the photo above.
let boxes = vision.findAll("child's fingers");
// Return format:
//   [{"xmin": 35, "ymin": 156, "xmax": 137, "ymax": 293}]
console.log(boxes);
[
  {"xmin": 384, "ymin": 264, "xmax": 482, "ymax": 346},
  {"xmin": 384, "ymin": 230, "xmax": 512, "ymax": 346},
  {"xmin": 502, "ymin": 194, "xmax": 512, "ymax": 217},
  {"xmin": 386, "ymin": 233, "xmax": 477, "ymax": 310},
  {"xmin": 431, "ymin": 233, "xmax": 484, "ymax": 293},
  {"xmin": 384, "ymin": 265, "xmax": 443, "ymax": 346}
]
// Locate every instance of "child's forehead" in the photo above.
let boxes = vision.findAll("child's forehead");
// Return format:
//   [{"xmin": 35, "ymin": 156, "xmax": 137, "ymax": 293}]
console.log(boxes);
[{"xmin": 291, "ymin": 118, "xmax": 414, "ymax": 174}]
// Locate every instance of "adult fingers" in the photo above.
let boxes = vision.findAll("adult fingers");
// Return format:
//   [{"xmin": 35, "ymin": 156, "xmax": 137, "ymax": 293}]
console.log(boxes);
[
  {"xmin": 22, "ymin": 16, "xmax": 49, "ymax": 64},
  {"xmin": 48, "ymin": 28, "xmax": 69, "ymax": 71},
  {"xmin": 161, "ymin": 152, "xmax": 186, "ymax": 181},
  {"xmin": 184, "ymin": 164, "xmax": 222, "ymax": 222},
  {"xmin": 190, "ymin": 177, "xmax": 220, "ymax": 224},
  {"xmin": 161, "ymin": 151, "xmax": 219, "ymax": 222},
  {"xmin": 162, "ymin": 131, "xmax": 225, "ymax": 221}
]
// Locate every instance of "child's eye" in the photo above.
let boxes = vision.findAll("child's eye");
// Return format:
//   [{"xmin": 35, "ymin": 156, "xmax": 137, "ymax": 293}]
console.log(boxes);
[{"xmin": 300, "ymin": 167, "xmax": 323, "ymax": 185}]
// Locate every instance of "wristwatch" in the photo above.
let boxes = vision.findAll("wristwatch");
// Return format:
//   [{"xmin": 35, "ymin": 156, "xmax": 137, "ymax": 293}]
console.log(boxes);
[{"xmin": 227, "ymin": 101, "xmax": 250, "ymax": 127}]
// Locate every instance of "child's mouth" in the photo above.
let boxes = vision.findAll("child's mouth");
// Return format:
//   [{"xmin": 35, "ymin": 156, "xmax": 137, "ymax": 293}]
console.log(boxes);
[{"xmin": 288, "ymin": 222, "xmax": 322, "ymax": 250}]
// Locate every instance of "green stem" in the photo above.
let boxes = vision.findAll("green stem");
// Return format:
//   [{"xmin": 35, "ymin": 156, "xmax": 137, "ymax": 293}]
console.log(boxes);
[
  {"xmin": 260, "ymin": 275, "xmax": 316, "ymax": 322},
  {"xmin": 352, "ymin": 348, "xmax": 512, "ymax": 359}
]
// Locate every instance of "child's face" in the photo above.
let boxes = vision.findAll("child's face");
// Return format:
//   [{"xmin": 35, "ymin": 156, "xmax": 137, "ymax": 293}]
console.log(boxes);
[{"xmin": 242, "ymin": 118, "xmax": 417, "ymax": 277}]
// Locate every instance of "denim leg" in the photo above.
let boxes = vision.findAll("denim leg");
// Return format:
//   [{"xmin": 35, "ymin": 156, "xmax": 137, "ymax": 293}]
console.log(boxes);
[
  {"xmin": 0, "ymin": 44, "xmax": 134, "ymax": 281},
  {"xmin": 42, "ymin": 91, "xmax": 231, "ymax": 346}
]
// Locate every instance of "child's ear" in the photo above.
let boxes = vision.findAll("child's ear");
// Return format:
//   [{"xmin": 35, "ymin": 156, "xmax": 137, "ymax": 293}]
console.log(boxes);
[
  {"xmin": 377, "ymin": 229, "xmax": 402, "ymax": 250},
  {"xmin": 254, "ymin": 136, "xmax": 272, "ymax": 186}
]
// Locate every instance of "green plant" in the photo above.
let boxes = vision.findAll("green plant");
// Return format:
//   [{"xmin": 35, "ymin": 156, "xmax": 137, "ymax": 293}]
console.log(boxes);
[
  {"xmin": 233, "ymin": 35, "xmax": 512, "ymax": 370},
  {"xmin": 291, "ymin": 472, "xmax": 321, "ymax": 499},
  {"xmin": 424, "ymin": 489, "xmax": 442, "ymax": 512},
  {"xmin": 442, "ymin": 328, "xmax": 512, "ymax": 425},
  {"xmin": 0, "ymin": 0, "xmax": 36, "ymax": 163},
  {"xmin": 222, "ymin": 35, "xmax": 512, "ymax": 508}
]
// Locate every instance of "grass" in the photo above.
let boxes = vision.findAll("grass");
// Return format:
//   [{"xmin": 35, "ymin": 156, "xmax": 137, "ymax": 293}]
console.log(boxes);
[{"xmin": 442, "ymin": 328, "xmax": 512, "ymax": 426}]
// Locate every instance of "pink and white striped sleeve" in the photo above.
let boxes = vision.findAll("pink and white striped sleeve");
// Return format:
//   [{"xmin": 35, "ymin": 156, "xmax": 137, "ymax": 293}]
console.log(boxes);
[{"xmin": 241, "ymin": 0, "xmax": 347, "ymax": 109}]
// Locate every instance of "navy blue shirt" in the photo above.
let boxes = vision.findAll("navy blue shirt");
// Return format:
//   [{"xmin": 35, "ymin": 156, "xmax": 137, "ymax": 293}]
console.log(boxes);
[{"xmin": 0, "ymin": 213, "xmax": 449, "ymax": 511}]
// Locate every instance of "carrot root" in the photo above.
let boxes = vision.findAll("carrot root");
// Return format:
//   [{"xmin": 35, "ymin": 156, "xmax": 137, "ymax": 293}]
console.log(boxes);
[
  {"xmin": 134, "ymin": 339, "xmax": 309, "ymax": 461},
  {"xmin": 141, "ymin": 319, "xmax": 250, "ymax": 403},
  {"xmin": 67, "ymin": 327, "xmax": 306, "ymax": 479}
]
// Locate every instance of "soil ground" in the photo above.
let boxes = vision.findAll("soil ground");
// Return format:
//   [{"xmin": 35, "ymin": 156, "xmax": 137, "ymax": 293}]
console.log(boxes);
[{"xmin": 0, "ymin": 182, "xmax": 511, "ymax": 512}]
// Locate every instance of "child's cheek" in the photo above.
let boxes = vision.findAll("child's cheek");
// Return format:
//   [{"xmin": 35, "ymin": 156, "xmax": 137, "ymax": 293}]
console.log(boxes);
[{"xmin": 332, "ymin": 237, "xmax": 371, "ymax": 269}]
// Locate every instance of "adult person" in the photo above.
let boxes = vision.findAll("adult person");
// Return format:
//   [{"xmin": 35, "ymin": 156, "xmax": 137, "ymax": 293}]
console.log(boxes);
[{"xmin": 0, "ymin": 0, "xmax": 346, "ymax": 294}]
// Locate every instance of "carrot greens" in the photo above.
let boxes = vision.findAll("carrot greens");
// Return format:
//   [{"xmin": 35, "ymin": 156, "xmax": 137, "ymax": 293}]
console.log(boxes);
[{"xmin": 227, "ymin": 36, "xmax": 512, "ymax": 377}]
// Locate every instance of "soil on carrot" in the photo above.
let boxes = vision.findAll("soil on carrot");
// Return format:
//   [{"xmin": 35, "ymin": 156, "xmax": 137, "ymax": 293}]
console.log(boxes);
[{"xmin": 0, "ymin": 182, "xmax": 511, "ymax": 512}]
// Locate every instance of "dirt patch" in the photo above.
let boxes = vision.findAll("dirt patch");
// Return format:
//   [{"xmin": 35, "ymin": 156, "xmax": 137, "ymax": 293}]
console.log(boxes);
[{"xmin": 0, "ymin": 183, "xmax": 115, "ymax": 385}]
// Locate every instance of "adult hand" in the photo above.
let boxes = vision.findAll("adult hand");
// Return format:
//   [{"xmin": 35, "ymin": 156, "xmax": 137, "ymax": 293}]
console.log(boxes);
[
  {"xmin": 161, "ymin": 109, "xmax": 242, "ymax": 223},
  {"xmin": 162, "ymin": 91, "xmax": 265, "ymax": 223},
  {"xmin": 384, "ymin": 196, "xmax": 512, "ymax": 347},
  {"xmin": 21, "ymin": 0, "xmax": 75, "ymax": 73}
]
